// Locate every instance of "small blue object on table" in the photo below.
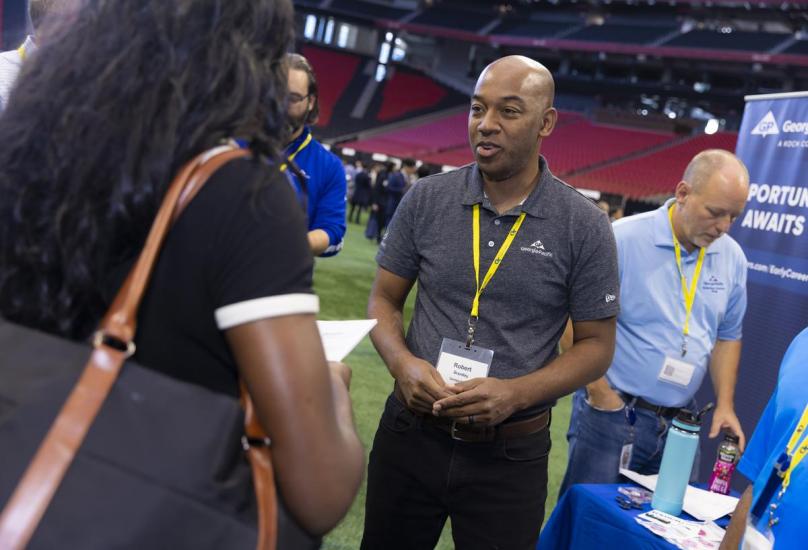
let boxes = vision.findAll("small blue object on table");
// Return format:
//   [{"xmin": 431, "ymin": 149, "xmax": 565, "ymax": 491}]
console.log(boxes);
[{"xmin": 537, "ymin": 484, "xmax": 733, "ymax": 550}]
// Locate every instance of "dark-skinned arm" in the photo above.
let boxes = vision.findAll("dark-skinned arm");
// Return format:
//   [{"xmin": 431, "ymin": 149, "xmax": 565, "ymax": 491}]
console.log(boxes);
[
  {"xmin": 433, "ymin": 317, "xmax": 616, "ymax": 425},
  {"xmin": 720, "ymin": 486, "xmax": 752, "ymax": 550},
  {"xmin": 226, "ymin": 313, "xmax": 364, "ymax": 535},
  {"xmin": 367, "ymin": 267, "xmax": 454, "ymax": 414}
]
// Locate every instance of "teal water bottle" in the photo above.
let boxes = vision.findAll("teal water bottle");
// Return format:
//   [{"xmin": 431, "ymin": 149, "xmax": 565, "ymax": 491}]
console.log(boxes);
[{"xmin": 652, "ymin": 404, "xmax": 714, "ymax": 516}]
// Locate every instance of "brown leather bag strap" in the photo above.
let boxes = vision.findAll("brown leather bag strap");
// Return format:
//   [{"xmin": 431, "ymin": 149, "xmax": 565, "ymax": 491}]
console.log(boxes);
[
  {"xmin": 241, "ymin": 384, "xmax": 278, "ymax": 550},
  {"xmin": 0, "ymin": 145, "xmax": 265, "ymax": 550},
  {"xmin": 100, "ymin": 146, "xmax": 250, "ymax": 344}
]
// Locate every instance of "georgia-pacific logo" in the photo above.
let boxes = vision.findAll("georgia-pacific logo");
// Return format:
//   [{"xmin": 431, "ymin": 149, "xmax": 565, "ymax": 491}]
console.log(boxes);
[{"xmin": 751, "ymin": 111, "xmax": 780, "ymax": 138}]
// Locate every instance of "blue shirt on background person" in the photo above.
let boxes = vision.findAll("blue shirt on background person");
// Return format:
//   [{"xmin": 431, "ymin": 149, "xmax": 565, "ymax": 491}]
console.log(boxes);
[
  {"xmin": 734, "ymin": 327, "xmax": 808, "ymax": 549},
  {"xmin": 285, "ymin": 126, "xmax": 346, "ymax": 257},
  {"xmin": 607, "ymin": 198, "xmax": 747, "ymax": 408}
]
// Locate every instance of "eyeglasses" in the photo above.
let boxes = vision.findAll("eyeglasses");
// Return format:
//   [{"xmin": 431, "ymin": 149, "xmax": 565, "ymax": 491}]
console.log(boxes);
[{"xmin": 288, "ymin": 93, "xmax": 311, "ymax": 104}]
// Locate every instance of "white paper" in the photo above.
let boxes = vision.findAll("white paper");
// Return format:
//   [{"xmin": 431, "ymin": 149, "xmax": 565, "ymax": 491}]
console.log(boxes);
[
  {"xmin": 317, "ymin": 319, "xmax": 377, "ymax": 362},
  {"xmin": 619, "ymin": 468, "xmax": 739, "ymax": 521},
  {"xmin": 635, "ymin": 510, "xmax": 725, "ymax": 550}
]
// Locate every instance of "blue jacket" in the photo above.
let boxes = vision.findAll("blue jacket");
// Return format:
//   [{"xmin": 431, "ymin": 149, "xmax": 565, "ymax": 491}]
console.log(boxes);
[{"xmin": 286, "ymin": 127, "xmax": 347, "ymax": 257}]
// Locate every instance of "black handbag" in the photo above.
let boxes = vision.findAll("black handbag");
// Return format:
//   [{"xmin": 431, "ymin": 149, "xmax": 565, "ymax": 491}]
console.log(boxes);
[{"xmin": 0, "ymin": 147, "xmax": 319, "ymax": 549}]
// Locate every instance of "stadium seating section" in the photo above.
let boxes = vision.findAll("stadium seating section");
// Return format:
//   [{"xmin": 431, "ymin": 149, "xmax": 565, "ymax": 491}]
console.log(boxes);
[
  {"xmin": 409, "ymin": 7, "xmax": 493, "ymax": 33},
  {"xmin": 662, "ymin": 30, "xmax": 789, "ymax": 52},
  {"xmin": 299, "ymin": 44, "xmax": 468, "ymax": 140},
  {"xmin": 567, "ymin": 132, "xmax": 738, "ymax": 197}
]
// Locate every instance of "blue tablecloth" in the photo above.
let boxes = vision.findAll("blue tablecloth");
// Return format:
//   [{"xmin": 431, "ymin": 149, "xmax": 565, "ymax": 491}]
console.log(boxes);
[{"xmin": 537, "ymin": 484, "xmax": 732, "ymax": 550}]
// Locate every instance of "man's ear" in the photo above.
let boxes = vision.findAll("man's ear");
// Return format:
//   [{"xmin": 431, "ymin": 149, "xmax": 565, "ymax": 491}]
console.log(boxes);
[
  {"xmin": 674, "ymin": 180, "xmax": 691, "ymax": 206},
  {"xmin": 306, "ymin": 96, "xmax": 319, "ymax": 125},
  {"xmin": 539, "ymin": 107, "xmax": 558, "ymax": 138}
]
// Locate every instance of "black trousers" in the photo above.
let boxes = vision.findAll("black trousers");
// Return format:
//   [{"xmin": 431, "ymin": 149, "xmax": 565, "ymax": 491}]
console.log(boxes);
[{"xmin": 361, "ymin": 393, "xmax": 551, "ymax": 550}]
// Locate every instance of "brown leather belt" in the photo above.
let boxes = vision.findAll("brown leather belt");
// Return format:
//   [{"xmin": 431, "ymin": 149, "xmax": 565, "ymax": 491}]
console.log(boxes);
[
  {"xmin": 420, "ymin": 409, "xmax": 550, "ymax": 443},
  {"xmin": 620, "ymin": 392, "xmax": 681, "ymax": 418}
]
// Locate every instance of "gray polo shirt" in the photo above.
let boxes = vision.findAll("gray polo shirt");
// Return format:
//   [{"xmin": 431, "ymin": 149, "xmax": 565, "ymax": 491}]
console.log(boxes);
[{"xmin": 377, "ymin": 157, "xmax": 620, "ymax": 410}]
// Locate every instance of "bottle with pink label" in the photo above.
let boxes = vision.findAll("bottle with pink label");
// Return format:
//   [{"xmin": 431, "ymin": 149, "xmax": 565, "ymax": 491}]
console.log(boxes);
[{"xmin": 707, "ymin": 433, "xmax": 740, "ymax": 495}]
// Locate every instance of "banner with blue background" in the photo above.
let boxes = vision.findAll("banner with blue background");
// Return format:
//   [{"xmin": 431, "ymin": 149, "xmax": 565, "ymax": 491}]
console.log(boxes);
[{"xmin": 697, "ymin": 92, "xmax": 808, "ymax": 490}]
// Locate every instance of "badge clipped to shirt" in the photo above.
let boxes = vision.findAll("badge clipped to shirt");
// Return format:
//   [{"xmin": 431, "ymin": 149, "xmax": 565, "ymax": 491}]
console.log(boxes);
[
  {"xmin": 436, "ymin": 338, "xmax": 493, "ymax": 385},
  {"xmin": 658, "ymin": 355, "xmax": 696, "ymax": 387},
  {"xmin": 434, "ymin": 204, "xmax": 524, "ymax": 385}
]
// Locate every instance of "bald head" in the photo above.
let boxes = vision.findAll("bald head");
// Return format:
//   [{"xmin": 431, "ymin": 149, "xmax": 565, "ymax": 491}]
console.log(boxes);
[
  {"xmin": 683, "ymin": 149, "xmax": 749, "ymax": 194},
  {"xmin": 477, "ymin": 55, "xmax": 555, "ymax": 110},
  {"xmin": 673, "ymin": 149, "xmax": 750, "ymax": 250}
]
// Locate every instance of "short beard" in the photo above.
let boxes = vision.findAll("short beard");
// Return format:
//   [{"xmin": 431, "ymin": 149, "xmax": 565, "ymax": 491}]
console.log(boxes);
[
  {"xmin": 287, "ymin": 112, "xmax": 309, "ymax": 141},
  {"xmin": 477, "ymin": 163, "xmax": 514, "ymax": 183}
]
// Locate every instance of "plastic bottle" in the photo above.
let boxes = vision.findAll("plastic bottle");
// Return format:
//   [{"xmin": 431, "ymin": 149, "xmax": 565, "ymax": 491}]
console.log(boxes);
[
  {"xmin": 707, "ymin": 433, "xmax": 740, "ymax": 495},
  {"xmin": 652, "ymin": 403, "xmax": 714, "ymax": 516}
]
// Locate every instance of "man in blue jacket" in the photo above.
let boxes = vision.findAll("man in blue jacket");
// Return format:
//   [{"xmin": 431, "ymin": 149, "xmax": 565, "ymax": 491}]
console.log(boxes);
[{"xmin": 285, "ymin": 53, "xmax": 347, "ymax": 257}]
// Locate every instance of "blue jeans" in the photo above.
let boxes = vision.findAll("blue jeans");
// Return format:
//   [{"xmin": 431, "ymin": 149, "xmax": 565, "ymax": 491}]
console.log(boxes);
[{"xmin": 559, "ymin": 388, "xmax": 699, "ymax": 498}]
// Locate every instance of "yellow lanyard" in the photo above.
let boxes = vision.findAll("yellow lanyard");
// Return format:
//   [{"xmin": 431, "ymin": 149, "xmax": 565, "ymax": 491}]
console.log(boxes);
[
  {"xmin": 17, "ymin": 44, "xmax": 26, "ymax": 61},
  {"xmin": 782, "ymin": 404, "xmax": 808, "ymax": 492},
  {"xmin": 467, "ymin": 204, "xmax": 526, "ymax": 345},
  {"xmin": 279, "ymin": 132, "xmax": 312, "ymax": 172},
  {"xmin": 668, "ymin": 204, "xmax": 706, "ymax": 356}
]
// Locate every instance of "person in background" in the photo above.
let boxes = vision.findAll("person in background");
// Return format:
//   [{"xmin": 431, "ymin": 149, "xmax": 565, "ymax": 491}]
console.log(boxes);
[
  {"xmin": 368, "ymin": 161, "xmax": 390, "ymax": 244},
  {"xmin": 349, "ymin": 161, "xmax": 372, "ymax": 225},
  {"xmin": 0, "ymin": 0, "xmax": 363, "ymax": 536},
  {"xmin": 720, "ymin": 328, "xmax": 808, "ymax": 550},
  {"xmin": 0, "ymin": 0, "xmax": 65, "ymax": 112},
  {"xmin": 560, "ymin": 150, "xmax": 749, "ymax": 496},
  {"xmin": 597, "ymin": 199, "xmax": 611, "ymax": 216},
  {"xmin": 384, "ymin": 159, "xmax": 417, "ymax": 225},
  {"xmin": 416, "ymin": 164, "xmax": 432, "ymax": 180},
  {"xmin": 285, "ymin": 53, "xmax": 347, "ymax": 257},
  {"xmin": 344, "ymin": 157, "xmax": 357, "ymax": 200},
  {"xmin": 362, "ymin": 55, "xmax": 619, "ymax": 549}
]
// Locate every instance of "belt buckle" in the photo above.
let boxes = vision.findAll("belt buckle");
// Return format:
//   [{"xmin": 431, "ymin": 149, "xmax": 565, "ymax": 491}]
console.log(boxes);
[
  {"xmin": 450, "ymin": 420, "xmax": 465, "ymax": 441},
  {"xmin": 450, "ymin": 420, "xmax": 493, "ymax": 442}
]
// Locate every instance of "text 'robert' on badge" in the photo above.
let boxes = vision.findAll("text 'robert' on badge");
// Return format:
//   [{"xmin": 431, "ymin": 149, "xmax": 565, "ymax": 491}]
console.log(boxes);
[{"xmin": 435, "ymin": 337, "xmax": 493, "ymax": 385}]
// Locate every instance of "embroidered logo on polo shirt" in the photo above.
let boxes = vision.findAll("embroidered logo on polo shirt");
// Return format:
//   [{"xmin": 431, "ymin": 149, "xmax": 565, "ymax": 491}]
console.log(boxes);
[
  {"xmin": 520, "ymin": 239, "xmax": 553, "ymax": 257},
  {"xmin": 702, "ymin": 275, "xmax": 726, "ymax": 294},
  {"xmin": 605, "ymin": 293, "xmax": 616, "ymax": 303}
]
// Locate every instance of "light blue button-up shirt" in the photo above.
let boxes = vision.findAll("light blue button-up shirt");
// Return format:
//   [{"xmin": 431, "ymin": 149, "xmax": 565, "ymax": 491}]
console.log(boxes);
[{"xmin": 606, "ymin": 199, "xmax": 747, "ymax": 407}]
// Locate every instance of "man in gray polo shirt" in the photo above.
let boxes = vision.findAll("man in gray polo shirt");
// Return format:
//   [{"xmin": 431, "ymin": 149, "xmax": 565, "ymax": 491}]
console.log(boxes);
[{"xmin": 361, "ymin": 55, "xmax": 620, "ymax": 549}]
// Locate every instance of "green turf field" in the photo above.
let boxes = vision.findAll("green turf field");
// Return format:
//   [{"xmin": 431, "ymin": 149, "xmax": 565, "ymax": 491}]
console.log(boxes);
[{"xmin": 315, "ymin": 221, "xmax": 572, "ymax": 550}]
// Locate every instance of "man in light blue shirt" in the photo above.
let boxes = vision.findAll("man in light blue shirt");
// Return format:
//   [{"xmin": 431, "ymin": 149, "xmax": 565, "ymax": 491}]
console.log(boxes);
[{"xmin": 560, "ymin": 149, "xmax": 750, "ymax": 494}]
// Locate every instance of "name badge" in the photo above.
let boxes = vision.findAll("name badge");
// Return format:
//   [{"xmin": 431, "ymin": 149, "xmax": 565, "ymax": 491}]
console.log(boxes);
[
  {"xmin": 658, "ymin": 355, "xmax": 695, "ymax": 387},
  {"xmin": 742, "ymin": 520, "xmax": 774, "ymax": 550},
  {"xmin": 620, "ymin": 443, "xmax": 634, "ymax": 471},
  {"xmin": 435, "ymin": 337, "xmax": 493, "ymax": 385}
]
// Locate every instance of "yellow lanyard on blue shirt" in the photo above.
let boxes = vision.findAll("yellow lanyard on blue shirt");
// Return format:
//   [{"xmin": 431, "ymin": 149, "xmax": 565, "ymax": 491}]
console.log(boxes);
[
  {"xmin": 467, "ymin": 204, "xmax": 526, "ymax": 346},
  {"xmin": 782, "ymin": 404, "xmax": 808, "ymax": 492},
  {"xmin": 667, "ymin": 204, "xmax": 706, "ymax": 356},
  {"xmin": 279, "ymin": 132, "xmax": 312, "ymax": 173}
]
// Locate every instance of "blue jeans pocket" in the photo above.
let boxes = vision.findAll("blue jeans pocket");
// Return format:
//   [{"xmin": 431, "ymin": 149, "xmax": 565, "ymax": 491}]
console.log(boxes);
[{"xmin": 582, "ymin": 396, "xmax": 626, "ymax": 415}]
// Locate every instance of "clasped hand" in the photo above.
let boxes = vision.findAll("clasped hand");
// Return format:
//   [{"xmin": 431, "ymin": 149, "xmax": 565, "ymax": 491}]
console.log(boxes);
[{"xmin": 431, "ymin": 377, "xmax": 517, "ymax": 426}]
